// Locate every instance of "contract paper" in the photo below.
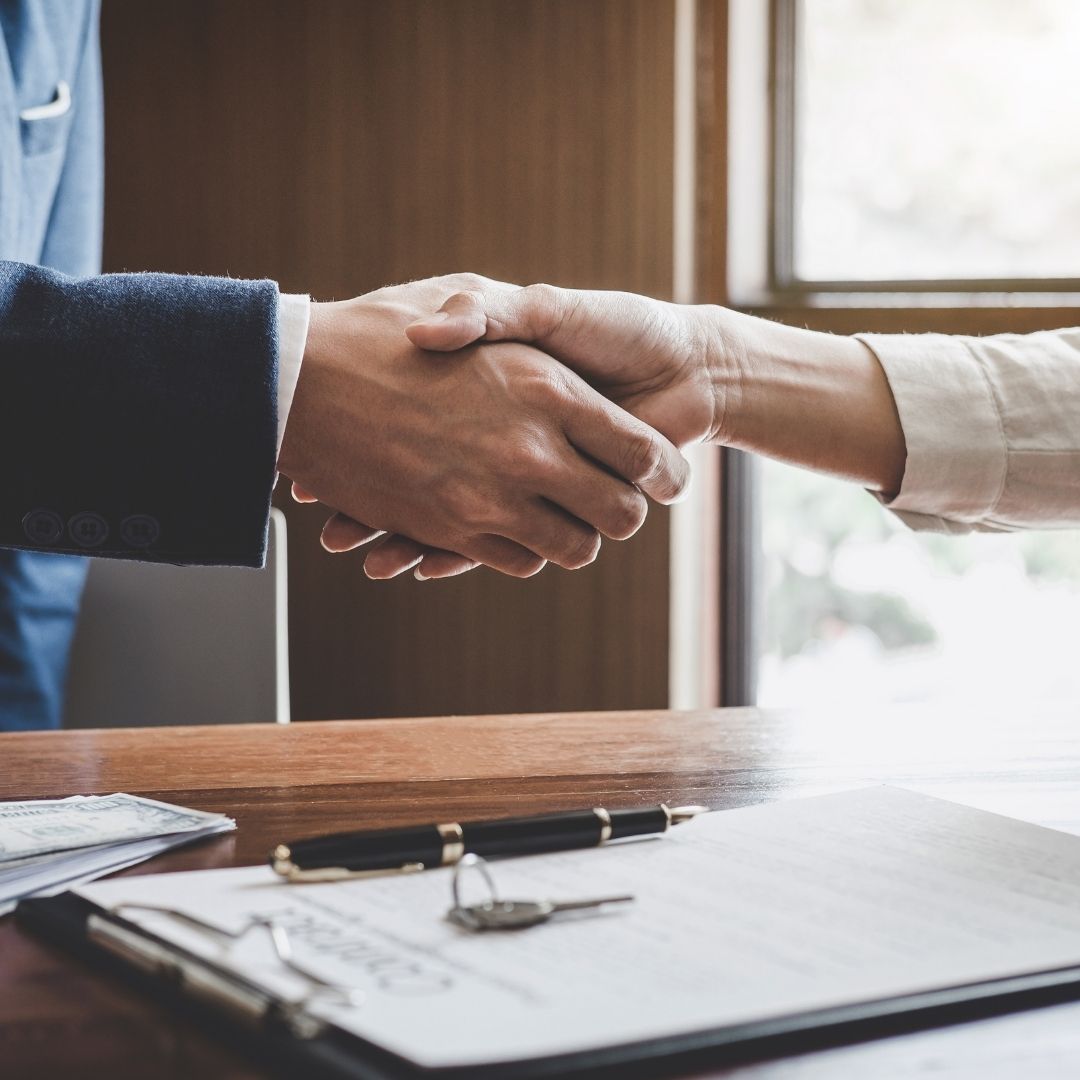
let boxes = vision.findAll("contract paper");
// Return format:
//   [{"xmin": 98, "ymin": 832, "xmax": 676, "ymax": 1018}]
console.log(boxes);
[{"xmin": 77, "ymin": 787, "xmax": 1080, "ymax": 1069}]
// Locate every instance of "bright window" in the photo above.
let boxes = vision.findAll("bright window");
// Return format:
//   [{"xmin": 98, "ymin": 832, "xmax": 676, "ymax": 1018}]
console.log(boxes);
[
  {"xmin": 789, "ymin": 0, "xmax": 1080, "ymax": 284},
  {"xmin": 757, "ymin": 0, "xmax": 1080, "ymax": 707}
]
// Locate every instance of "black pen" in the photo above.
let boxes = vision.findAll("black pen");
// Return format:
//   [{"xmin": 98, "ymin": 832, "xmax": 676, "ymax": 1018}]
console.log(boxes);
[{"xmin": 270, "ymin": 803, "xmax": 709, "ymax": 882}]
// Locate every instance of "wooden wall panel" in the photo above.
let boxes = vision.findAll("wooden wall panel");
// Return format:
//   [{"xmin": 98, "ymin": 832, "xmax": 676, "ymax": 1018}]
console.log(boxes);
[{"xmin": 100, "ymin": 0, "xmax": 678, "ymax": 719}]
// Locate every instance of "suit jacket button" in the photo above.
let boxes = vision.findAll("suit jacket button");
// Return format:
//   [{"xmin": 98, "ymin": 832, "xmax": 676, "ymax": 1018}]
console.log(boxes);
[
  {"xmin": 23, "ymin": 509, "xmax": 64, "ymax": 546},
  {"xmin": 121, "ymin": 514, "xmax": 160, "ymax": 548},
  {"xmin": 68, "ymin": 512, "xmax": 109, "ymax": 549}
]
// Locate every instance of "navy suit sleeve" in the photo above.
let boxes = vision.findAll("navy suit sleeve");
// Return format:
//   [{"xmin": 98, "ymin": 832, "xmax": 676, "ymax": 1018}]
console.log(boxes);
[{"xmin": 0, "ymin": 262, "xmax": 280, "ymax": 567}]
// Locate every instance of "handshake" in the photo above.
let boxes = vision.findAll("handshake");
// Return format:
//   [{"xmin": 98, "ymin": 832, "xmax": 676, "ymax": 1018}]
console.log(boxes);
[
  {"xmin": 278, "ymin": 272, "xmax": 905, "ymax": 581},
  {"xmin": 278, "ymin": 273, "xmax": 722, "ymax": 582}
]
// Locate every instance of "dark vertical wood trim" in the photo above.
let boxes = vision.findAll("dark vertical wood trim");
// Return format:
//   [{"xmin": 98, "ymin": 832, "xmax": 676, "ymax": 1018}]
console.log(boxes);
[
  {"xmin": 695, "ymin": 0, "xmax": 727, "ymax": 308},
  {"xmin": 698, "ymin": 0, "xmax": 724, "ymax": 709},
  {"xmin": 693, "ymin": 0, "xmax": 746, "ymax": 706},
  {"xmin": 769, "ymin": 0, "xmax": 798, "ymax": 290}
]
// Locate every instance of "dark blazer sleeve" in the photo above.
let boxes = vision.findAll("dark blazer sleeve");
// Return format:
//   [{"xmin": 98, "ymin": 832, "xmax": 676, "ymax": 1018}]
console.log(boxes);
[{"xmin": 0, "ymin": 261, "xmax": 280, "ymax": 567}]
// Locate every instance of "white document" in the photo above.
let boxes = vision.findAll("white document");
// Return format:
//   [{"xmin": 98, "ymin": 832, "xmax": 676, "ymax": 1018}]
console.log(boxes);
[{"xmin": 78, "ymin": 787, "xmax": 1080, "ymax": 1070}]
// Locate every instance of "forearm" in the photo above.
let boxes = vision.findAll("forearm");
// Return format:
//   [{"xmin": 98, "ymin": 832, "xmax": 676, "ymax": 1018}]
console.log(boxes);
[{"xmin": 704, "ymin": 307, "xmax": 906, "ymax": 495}]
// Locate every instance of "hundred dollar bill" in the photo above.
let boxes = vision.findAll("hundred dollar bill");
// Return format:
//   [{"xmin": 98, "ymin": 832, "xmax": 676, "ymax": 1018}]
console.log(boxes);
[{"xmin": 0, "ymin": 793, "xmax": 232, "ymax": 862}]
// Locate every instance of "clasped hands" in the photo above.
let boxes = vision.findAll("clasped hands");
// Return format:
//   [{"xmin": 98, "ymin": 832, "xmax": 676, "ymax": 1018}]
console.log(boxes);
[{"xmin": 277, "ymin": 274, "xmax": 724, "ymax": 582}]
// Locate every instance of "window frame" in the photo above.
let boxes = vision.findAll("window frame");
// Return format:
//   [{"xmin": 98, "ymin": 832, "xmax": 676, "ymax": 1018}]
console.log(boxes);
[
  {"xmin": 769, "ymin": 0, "xmax": 1080, "ymax": 298},
  {"xmin": 712, "ymin": 0, "xmax": 1080, "ymax": 706}
]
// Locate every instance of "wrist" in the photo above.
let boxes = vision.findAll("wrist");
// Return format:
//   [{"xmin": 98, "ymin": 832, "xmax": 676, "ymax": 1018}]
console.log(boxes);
[
  {"xmin": 693, "ymin": 303, "xmax": 751, "ymax": 446},
  {"xmin": 697, "ymin": 306, "xmax": 905, "ymax": 492}
]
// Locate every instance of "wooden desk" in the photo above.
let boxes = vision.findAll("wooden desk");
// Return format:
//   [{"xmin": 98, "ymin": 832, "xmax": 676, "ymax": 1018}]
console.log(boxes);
[{"xmin": 4, "ymin": 704, "xmax": 1080, "ymax": 1078}]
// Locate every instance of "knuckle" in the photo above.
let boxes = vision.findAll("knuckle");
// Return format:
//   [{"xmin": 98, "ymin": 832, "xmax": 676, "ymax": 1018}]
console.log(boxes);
[
  {"xmin": 449, "ymin": 288, "xmax": 487, "ymax": 318},
  {"xmin": 504, "ymin": 437, "xmax": 547, "ymax": 481},
  {"xmin": 505, "ymin": 550, "xmax": 547, "ymax": 578},
  {"xmin": 624, "ymin": 430, "xmax": 665, "ymax": 486},
  {"xmin": 496, "ymin": 432, "xmax": 559, "ymax": 489},
  {"xmin": 606, "ymin": 491, "xmax": 648, "ymax": 540},
  {"xmin": 448, "ymin": 486, "xmax": 496, "ymax": 534},
  {"xmin": 666, "ymin": 460, "xmax": 691, "ymax": 502},
  {"xmin": 523, "ymin": 365, "xmax": 571, "ymax": 406},
  {"xmin": 559, "ymin": 528, "xmax": 602, "ymax": 570}
]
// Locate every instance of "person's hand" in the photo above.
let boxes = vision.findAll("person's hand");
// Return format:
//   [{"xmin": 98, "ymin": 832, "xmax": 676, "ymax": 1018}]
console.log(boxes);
[
  {"xmin": 408, "ymin": 284, "xmax": 722, "ymax": 448},
  {"xmin": 278, "ymin": 276, "xmax": 691, "ymax": 579},
  {"xmin": 331, "ymin": 282, "xmax": 721, "ymax": 579}
]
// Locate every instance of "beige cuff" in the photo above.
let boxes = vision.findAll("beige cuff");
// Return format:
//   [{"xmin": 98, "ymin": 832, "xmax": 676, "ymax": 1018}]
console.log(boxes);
[{"xmin": 857, "ymin": 333, "xmax": 1008, "ymax": 529}]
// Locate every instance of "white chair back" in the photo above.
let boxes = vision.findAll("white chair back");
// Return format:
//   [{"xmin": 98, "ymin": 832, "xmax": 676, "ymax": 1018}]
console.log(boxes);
[{"xmin": 64, "ymin": 508, "xmax": 289, "ymax": 727}]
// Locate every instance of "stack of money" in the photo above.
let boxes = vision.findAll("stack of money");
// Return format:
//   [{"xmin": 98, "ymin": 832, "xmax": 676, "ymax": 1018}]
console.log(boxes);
[{"xmin": 1, "ymin": 793, "xmax": 235, "ymax": 915}]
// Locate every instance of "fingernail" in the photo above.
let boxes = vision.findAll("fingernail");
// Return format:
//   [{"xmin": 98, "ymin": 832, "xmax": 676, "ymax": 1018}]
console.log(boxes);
[{"xmin": 414, "ymin": 566, "xmax": 429, "ymax": 580}]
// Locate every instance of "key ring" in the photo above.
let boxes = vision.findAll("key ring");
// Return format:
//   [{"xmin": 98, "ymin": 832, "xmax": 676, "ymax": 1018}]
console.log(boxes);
[
  {"xmin": 447, "ymin": 854, "xmax": 636, "ymax": 932},
  {"xmin": 450, "ymin": 853, "xmax": 501, "ymax": 930}
]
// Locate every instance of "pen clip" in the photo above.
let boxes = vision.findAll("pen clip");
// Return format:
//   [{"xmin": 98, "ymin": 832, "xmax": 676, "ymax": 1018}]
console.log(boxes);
[{"xmin": 272, "ymin": 852, "xmax": 427, "ymax": 883}]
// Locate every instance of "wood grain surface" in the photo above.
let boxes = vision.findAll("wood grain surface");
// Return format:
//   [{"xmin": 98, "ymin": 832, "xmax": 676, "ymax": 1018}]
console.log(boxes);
[
  {"xmin": 3, "ymin": 704, "xmax": 1080, "ymax": 1078},
  {"xmin": 99, "ymin": 0, "xmax": 679, "ymax": 722}
]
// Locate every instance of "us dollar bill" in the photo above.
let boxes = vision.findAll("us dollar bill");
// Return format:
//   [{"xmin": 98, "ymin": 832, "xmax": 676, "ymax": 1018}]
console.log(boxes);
[{"xmin": 0, "ymin": 793, "xmax": 232, "ymax": 862}]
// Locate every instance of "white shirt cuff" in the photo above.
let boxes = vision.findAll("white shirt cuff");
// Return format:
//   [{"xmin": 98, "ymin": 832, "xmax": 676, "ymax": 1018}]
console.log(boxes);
[
  {"xmin": 276, "ymin": 293, "xmax": 311, "ymax": 457},
  {"xmin": 856, "ymin": 333, "xmax": 1008, "ymax": 531}
]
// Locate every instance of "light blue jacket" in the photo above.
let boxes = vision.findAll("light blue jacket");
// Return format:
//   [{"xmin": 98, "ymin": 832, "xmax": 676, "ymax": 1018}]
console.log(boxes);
[{"xmin": 0, "ymin": 1, "xmax": 280, "ymax": 730}]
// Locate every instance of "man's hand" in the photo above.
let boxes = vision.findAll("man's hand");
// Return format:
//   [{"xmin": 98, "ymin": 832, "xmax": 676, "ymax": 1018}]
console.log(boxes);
[
  {"xmin": 325, "ymin": 281, "xmax": 721, "ymax": 579},
  {"xmin": 278, "ymin": 276, "xmax": 690, "ymax": 579}
]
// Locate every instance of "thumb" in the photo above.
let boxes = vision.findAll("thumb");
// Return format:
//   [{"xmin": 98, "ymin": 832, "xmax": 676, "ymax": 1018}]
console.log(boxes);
[
  {"xmin": 405, "ymin": 291, "xmax": 491, "ymax": 351},
  {"xmin": 406, "ymin": 283, "xmax": 568, "ymax": 352}
]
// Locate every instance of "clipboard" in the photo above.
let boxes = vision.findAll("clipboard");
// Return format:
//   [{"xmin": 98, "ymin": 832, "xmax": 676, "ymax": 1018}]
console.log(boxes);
[{"xmin": 18, "ymin": 889, "xmax": 1080, "ymax": 1080}]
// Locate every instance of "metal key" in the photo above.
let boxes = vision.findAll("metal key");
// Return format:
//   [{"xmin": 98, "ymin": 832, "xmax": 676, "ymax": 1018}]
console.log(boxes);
[
  {"xmin": 448, "ymin": 895, "xmax": 634, "ymax": 932},
  {"xmin": 447, "ymin": 853, "xmax": 634, "ymax": 931}
]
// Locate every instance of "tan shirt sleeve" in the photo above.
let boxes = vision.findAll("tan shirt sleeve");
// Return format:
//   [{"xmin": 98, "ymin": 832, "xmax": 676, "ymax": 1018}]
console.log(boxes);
[{"xmin": 857, "ymin": 329, "xmax": 1080, "ymax": 533}]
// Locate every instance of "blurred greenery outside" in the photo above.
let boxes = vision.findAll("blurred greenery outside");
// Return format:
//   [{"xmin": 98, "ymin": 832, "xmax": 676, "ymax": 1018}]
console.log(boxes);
[
  {"xmin": 761, "ymin": 459, "xmax": 1080, "ymax": 705},
  {"xmin": 761, "ymin": 1, "xmax": 1080, "ymax": 706}
]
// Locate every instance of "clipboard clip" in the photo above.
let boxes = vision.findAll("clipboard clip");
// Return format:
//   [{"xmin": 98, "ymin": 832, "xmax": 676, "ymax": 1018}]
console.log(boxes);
[{"xmin": 90, "ymin": 902, "xmax": 364, "ymax": 1037}]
